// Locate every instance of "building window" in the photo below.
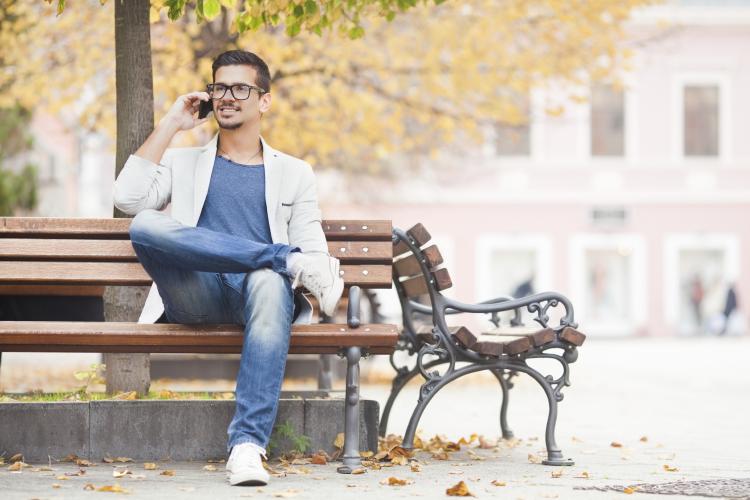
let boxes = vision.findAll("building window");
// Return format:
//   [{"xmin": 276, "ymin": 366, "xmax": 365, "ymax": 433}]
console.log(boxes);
[
  {"xmin": 584, "ymin": 249, "xmax": 631, "ymax": 323},
  {"xmin": 475, "ymin": 235, "xmax": 552, "ymax": 326},
  {"xmin": 684, "ymin": 85, "xmax": 719, "ymax": 157},
  {"xmin": 494, "ymin": 94, "xmax": 530, "ymax": 156},
  {"xmin": 591, "ymin": 85, "xmax": 625, "ymax": 156}
]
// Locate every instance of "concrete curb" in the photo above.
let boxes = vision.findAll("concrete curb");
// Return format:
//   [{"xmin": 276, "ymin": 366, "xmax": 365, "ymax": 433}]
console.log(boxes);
[{"xmin": 0, "ymin": 397, "xmax": 379, "ymax": 462}]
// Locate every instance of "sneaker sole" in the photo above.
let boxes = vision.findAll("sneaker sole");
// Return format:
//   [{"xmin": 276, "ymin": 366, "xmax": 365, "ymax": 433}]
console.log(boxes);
[
  {"xmin": 229, "ymin": 470, "xmax": 269, "ymax": 486},
  {"xmin": 321, "ymin": 275, "xmax": 345, "ymax": 317}
]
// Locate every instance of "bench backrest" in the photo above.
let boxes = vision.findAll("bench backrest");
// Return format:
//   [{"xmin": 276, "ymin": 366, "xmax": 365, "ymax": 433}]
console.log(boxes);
[
  {"xmin": 392, "ymin": 222, "xmax": 453, "ymax": 299},
  {"xmin": 0, "ymin": 218, "xmax": 393, "ymax": 296}
]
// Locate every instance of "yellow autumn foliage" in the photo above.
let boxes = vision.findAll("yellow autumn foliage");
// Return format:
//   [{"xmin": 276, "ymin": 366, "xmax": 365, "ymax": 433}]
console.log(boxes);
[{"xmin": 0, "ymin": 0, "xmax": 657, "ymax": 171}]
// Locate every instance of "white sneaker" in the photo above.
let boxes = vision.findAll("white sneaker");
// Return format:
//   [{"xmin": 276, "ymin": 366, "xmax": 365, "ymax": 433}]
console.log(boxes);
[
  {"xmin": 226, "ymin": 442, "xmax": 269, "ymax": 486},
  {"xmin": 291, "ymin": 253, "xmax": 344, "ymax": 317}
]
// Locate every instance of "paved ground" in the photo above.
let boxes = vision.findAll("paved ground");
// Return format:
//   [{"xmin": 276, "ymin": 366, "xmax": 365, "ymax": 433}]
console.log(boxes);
[{"xmin": 2, "ymin": 337, "xmax": 749, "ymax": 499}]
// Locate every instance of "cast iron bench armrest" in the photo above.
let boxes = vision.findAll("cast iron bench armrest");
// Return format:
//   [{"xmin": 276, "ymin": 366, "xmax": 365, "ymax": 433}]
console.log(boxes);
[
  {"xmin": 440, "ymin": 292, "xmax": 577, "ymax": 329},
  {"xmin": 408, "ymin": 295, "xmax": 523, "ymax": 324}
]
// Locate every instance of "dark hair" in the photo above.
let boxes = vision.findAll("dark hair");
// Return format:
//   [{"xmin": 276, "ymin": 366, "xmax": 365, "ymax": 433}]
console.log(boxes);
[{"xmin": 212, "ymin": 50, "xmax": 271, "ymax": 93}]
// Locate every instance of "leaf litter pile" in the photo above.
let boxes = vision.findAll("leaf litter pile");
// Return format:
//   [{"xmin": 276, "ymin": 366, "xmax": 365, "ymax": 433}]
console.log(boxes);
[
  {"xmin": 260, "ymin": 431, "xmax": 523, "ymax": 496},
  {"xmin": 0, "ymin": 451, "xmax": 228, "ymax": 494}
]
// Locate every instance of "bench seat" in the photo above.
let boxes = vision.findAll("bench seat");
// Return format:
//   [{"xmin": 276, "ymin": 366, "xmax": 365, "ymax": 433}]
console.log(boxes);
[{"xmin": 0, "ymin": 321, "xmax": 398, "ymax": 354}]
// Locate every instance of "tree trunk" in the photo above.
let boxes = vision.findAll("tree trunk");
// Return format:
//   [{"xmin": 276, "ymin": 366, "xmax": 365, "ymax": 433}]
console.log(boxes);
[{"xmin": 104, "ymin": 0, "xmax": 154, "ymax": 395}]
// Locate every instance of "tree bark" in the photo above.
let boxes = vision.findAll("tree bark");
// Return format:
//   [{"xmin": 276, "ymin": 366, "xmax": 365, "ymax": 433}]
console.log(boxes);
[{"xmin": 104, "ymin": 0, "xmax": 154, "ymax": 395}]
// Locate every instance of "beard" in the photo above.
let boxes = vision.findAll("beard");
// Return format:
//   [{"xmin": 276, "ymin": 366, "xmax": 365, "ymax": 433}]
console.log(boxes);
[{"xmin": 217, "ymin": 118, "xmax": 242, "ymax": 130}]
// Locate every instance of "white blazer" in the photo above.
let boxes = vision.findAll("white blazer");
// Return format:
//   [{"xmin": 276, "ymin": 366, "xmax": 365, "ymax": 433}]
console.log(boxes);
[{"xmin": 112, "ymin": 132, "xmax": 329, "ymax": 325}]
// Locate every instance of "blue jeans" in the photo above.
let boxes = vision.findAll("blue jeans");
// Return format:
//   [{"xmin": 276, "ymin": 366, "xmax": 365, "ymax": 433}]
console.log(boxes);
[{"xmin": 128, "ymin": 209, "xmax": 300, "ymax": 454}]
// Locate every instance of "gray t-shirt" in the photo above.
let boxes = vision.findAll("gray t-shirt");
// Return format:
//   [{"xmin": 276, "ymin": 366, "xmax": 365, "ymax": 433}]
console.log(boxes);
[{"xmin": 196, "ymin": 155, "xmax": 272, "ymax": 244}]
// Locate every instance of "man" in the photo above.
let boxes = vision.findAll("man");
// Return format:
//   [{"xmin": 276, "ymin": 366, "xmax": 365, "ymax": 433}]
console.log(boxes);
[{"xmin": 112, "ymin": 50, "xmax": 344, "ymax": 487}]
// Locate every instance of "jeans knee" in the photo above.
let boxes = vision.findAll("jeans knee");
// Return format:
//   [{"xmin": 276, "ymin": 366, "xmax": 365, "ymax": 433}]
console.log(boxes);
[
  {"xmin": 242, "ymin": 269, "xmax": 292, "ymax": 323},
  {"xmin": 243, "ymin": 269, "xmax": 289, "ymax": 304}
]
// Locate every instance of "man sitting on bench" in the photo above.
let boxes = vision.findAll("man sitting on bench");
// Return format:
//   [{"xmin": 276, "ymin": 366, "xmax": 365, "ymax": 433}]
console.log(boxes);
[{"xmin": 113, "ymin": 49, "xmax": 344, "ymax": 487}]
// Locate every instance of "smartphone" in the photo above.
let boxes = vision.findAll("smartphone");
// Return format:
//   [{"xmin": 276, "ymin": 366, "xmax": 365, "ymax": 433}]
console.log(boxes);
[{"xmin": 198, "ymin": 98, "xmax": 213, "ymax": 119}]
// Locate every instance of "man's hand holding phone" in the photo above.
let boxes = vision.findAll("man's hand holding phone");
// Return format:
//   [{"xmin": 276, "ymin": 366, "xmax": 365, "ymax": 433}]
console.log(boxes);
[
  {"xmin": 134, "ymin": 91, "xmax": 211, "ymax": 165},
  {"xmin": 163, "ymin": 91, "xmax": 212, "ymax": 131}
]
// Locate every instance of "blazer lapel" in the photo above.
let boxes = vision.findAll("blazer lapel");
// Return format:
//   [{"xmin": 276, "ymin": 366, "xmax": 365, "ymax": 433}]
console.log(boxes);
[
  {"xmin": 192, "ymin": 132, "xmax": 219, "ymax": 225},
  {"xmin": 261, "ymin": 135, "xmax": 283, "ymax": 242}
]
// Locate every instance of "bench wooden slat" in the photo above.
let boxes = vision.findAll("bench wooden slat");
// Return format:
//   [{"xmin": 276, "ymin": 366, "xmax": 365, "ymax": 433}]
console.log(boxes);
[
  {"xmin": 0, "ymin": 285, "xmax": 106, "ymax": 296},
  {"xmin": 416, "ymin": 325, "xmax": 538, "ymax": 356},
  {"xmin": 0, "ymin": 321, "xmax": 399, "ymax": 354},
  {"xmin": 1, "ymin": 344, "xmax": 395, "ymax": 354},
  {"xmin": 0, "ymin": 218, "xmax": 392, "ymax": 241},
  {"xmin": 321, "ymin": 220, "xmax": 392, "ymax": 241},
  {"xmin": 0, "ymin": 262, "xmax": 392, "ymax": 288},
  {"xmin": 485, "ymin": 326, "xmax": 556, "ymax": 347},
  {"xmin": 393, "ymin": 223, "xmax": 431, "ymax": 257},
  {"xmin": 400, "ymin": 267, "xmax": 452, "ymax": 297},
  {"xmin": 0, "ymin": 239, "xmax": 392, "ymax": 263},
  {"xmin": 0, "ymin": 217, "xmax": 131, "ymax": 237},
  {"xmin": 560, "ymin": 326, "xmax": 586, "ymax": 346},
  {"xmin": 393, "ymin": 245, "xmax": 443, "ymax": 279}
]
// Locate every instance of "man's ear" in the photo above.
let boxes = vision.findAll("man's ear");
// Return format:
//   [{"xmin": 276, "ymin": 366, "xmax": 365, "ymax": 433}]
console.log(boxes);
[{"xmin": 259, "ymin": 92, "xmax": 272, "ymax": 114}]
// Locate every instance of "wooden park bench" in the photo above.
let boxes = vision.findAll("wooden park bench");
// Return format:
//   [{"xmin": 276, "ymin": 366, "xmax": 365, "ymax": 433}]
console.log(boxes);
[
  {"xmin": 0, "ymin": 217, "xmax": 397, "ymax": 473},
  {"xmin": 380, "ymin": 223, "xmax": 586, "ymax": 466}
]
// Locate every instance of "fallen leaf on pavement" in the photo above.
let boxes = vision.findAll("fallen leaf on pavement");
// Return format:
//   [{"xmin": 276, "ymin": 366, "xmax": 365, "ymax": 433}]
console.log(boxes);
[
  {"xmin": 112, "ymin": 469, "xmax": 131, "ymax": 478},
  {"xmin": 83, "ymin": 483, "xmax": 95, "ymax": 490},
  {"xmin": 8, "ymin": 461, "xmax": 29, "ymax": 471},
  {"xmin": 52, "ymin": 483, "xmax": 62, "ymax": 488},
  {"xmin": 432, "ymin": 451, "xmax": 449, "ymax": 460},
  {"xmin": 310, "ymin": 452, "xmax": 327, "ymax": 465},
  {"xmin": 478, "ymin": 436, "xmax": 497, "ymax": 449},
  {"xmin": 663, "ymin": 464, "xmax": 679, "ymax": 472},
  {"xmin": 527, "ymin": 453, "xmax": 541, "ymax": 464},
  {"xmin": 551, "ymin": 470, "xmax": 563, "ymax": 478},
  {"xmin": 113, "ymin": 457, "xmax": 133, "ymax": 463},
  {"xmin": 610, "ymin": 442, "xmax": 623, "ymax": 448},
  {"xmin": 380, "ymin": 476, "xmax": 410, "ymax": 486},
  {"xmin": 491, "ymin": 480, "xmax": 506, "ymax": 486},
  {"xmin": 160, "ymin": 470, "xmax": 176, "ymax": 476},
  {"xmin": 56, "ymin": 475, "xmax": 70, "ymax": 480},
  {"xmin": 640, "ymin": 436, "xmax": 648, "ymax": 443},
  {"xmin": 144, "ymin": 463, "xmax": 157, "ymax": 470},
  {"xmin": 9, "ymin": 453, "xmax": 23, "ymax": 463},
  {"xmin": 203, "ymin": 464, "xmax": 218, "ymax": 471},
  {"xmin": 75, "ymin": 459, "xmax": 94, "ymax": 467},
  {"xmin": 97, "ymin": 483, "xmax": 129, "ymax": 493},
  {"xmin": 351, "ymin": 467, "xmax": 367, "ymax": 474},
  {"xmin": 576, "ymin": 471, "xmax": 590, "ymax": 479},
  {"xmin": 446, "ymin": 480, "xmax": 474, "ymax": 496},
  {"xmin": 624, "ymin": 486, "xmax": 637, "ymax": 494},
  {"xmin": 458, "ymin": 434, "xmax": 479, "ymax": 445},
  {"xmin": 410, "ymin": 462, "xmax": 422, "ymax": 472},
  {"xmin": 65, "ymin": 469, "xmax": 86, "ymax": 476}
]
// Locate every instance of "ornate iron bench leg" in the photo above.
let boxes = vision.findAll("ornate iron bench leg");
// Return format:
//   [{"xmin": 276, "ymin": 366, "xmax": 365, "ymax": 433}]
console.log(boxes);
[
  {"xmin": 337, "ymin": 346, "xmax": 362, "ymax": 474},
  {"xmin": 521, "ymin": 366, "xmax": 574, "ymax": 466},
  {"xmin": 492, "ymin": 369, "xmax": 515, "ymax": 439}
]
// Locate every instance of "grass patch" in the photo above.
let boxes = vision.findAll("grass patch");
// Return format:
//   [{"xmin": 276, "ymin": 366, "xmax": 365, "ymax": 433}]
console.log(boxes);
[{"xmin": 0, "ymin": 390, "xmax": 236, "ymax": 402}]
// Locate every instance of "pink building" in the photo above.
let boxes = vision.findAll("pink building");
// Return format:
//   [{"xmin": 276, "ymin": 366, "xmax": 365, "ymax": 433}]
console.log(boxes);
[{"xmin": 318, "ymin": 2, "xmax": 750, "ymax": 338}]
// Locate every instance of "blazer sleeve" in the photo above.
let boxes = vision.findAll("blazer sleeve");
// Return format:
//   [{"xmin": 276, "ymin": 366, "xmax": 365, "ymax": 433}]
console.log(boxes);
[
  {"xmin": 112, "ymin": 150, "xmax": 175, "ymax": 215},
  {"xmin": 287, "ymin": 162, "xmax": 329, "ymax": 254}
]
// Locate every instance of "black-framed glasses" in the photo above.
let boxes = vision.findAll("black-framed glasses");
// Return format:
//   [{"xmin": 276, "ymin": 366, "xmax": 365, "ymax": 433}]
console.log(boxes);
[{"xmin": 206, "ymin": 83, "xmax": 266, "ymax": 100}]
